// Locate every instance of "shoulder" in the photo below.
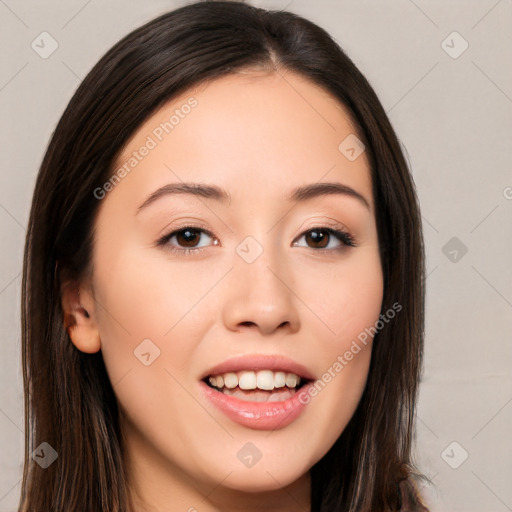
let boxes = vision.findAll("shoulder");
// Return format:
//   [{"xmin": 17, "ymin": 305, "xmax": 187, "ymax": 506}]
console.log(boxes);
[{"xmin": 397, "ymin": 478, "xmax": 430, "ymax": 512}]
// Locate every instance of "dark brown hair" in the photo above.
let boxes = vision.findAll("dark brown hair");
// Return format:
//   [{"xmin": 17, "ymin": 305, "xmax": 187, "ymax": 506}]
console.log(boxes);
[{"xmin": 20, "ymin": 1, "xmax": 428, "ymax": 510}]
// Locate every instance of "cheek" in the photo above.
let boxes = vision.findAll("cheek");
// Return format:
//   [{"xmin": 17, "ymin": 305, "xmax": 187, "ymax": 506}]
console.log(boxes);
[
  {"xmin": 93, "ymin": 240, "xmax": 227, "ymax": 333},
  {"xmin": 294, "ymin": 247, "xmax": 383, "ymax": 436},
  {"xmin": 299, "ymin": 246, "xmax": 384, "ymax": 342},
  {"xmin": 89, "ymin": 245, "xmax": 217, "ymax": 467},
  {"xmin": 90, "ymin": 241, "xmax": 212, "ymax": 388}
]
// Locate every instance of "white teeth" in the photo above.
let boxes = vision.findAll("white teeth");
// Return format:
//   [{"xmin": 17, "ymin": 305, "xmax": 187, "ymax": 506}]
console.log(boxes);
[
  {"xmin": 207, "ymin": 370, "xmax": 303, "ymax": 391},
  {"xmin": 256, "ymin": 370, "xmax": 275, "ymax": 390},
  {"xmin": 238, "ymin": 371, "xmax": 257, "ymax": 390},
  {"xmin": 223, "ymin": 372, "xmax": 238, "ymax": 389},
  {"xmin": 274, "ymin": 371, "xmax": 286, "ymax": 388},
  {"xmin": 285, "ymin": 373, "xmax": 300, "ymax": 388}
]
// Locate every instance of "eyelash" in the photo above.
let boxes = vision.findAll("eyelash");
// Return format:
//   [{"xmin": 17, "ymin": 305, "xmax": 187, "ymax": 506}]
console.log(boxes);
[{"xmin": 156, "ymin": 224, "xmax": 356, "ymax": 256}]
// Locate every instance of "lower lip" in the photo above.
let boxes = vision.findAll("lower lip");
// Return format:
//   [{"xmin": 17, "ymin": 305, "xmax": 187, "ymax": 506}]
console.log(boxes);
[{"xmin": 200, "ymin": 381, "xmax": 312, "ymax": 430}]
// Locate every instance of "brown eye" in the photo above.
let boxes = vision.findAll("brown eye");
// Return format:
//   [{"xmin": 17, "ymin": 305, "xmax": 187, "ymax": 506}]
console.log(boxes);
[
  {"xmin": 294, "ymin": 227, "xmax": 355, "ymax": 252},
  {"xmin": 175, "ymin": 228, "xmax": 202, "ymax": 248},
  {"xmin": 304, "ymin": 229, "xmax": 330, "ymax": 249},
  {"xmin": 157, "ymin": 226, "xmax": 217, "ymax": 255}
]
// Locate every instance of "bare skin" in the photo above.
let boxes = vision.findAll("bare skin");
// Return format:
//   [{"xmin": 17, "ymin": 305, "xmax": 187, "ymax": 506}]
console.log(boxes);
[{"xmin": 61, "ymin": 68, "xmax": 384, "ymax": 512}]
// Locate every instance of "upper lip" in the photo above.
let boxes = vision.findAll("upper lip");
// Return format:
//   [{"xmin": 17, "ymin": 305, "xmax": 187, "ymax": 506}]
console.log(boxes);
[{"xmin": 201, "ymin": 354, "xmax": 316, "ymax": 381}]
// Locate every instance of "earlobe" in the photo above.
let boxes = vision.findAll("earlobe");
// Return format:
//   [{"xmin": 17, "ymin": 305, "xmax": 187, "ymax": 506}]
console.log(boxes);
[{"xmin": 60, "ymin": 280, "xmax": 101, "ymax": 354}]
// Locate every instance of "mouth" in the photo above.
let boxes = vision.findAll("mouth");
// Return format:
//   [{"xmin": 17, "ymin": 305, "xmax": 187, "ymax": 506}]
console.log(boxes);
[
  {"xmin": 202, "ymin": 369, "xmax": 311, "ymax": 403},
  {"xmin": 199, "ymin": 355, "xmax": 315, "ymax": 430}
]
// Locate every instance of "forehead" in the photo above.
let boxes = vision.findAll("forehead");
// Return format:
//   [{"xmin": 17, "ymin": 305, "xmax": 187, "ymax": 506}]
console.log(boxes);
[{"xmin": 110, "ymin": 69, "xmax": 373, "ymax": 211}]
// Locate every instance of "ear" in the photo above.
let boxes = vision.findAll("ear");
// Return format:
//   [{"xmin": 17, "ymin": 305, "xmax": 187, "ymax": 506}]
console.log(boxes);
[{"xmin": 60, "ymin": 279, "xmax": 101, "ymax": 354}]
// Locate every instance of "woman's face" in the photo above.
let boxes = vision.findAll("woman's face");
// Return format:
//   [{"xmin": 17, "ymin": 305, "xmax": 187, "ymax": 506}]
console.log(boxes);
[{"xmin": 78, "ymin": 70, "xmax": 383, "ymax": 508}]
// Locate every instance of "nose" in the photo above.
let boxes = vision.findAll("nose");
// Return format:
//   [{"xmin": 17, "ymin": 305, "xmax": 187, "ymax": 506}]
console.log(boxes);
[{"xmin": 221, "ymin": 242, "xmax": 301, "ymax": 336}]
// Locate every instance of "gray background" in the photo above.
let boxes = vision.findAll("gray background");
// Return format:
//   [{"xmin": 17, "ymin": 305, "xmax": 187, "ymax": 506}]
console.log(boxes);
[{"xmin": 1, "ymin": 1, "xmax": 511, "ymax": 511}]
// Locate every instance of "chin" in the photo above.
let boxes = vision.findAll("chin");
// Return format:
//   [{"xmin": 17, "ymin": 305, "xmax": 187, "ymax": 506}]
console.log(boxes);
[{"xmin": 217, "ymin": 465, "xmax": 309, "ymax": 493}]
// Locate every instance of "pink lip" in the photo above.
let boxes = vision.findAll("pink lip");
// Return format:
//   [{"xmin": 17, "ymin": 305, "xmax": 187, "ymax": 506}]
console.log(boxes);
[
  {"xmin": 200, "ymin": 380, "xmax": 314, "ymax": 430},
  {"xmin": 201, "ymin": 354, "xmax": 316, "ymax": 380},
  {"xmin": 199, "ymin": 354, "xmax": 316, "ymax": 430}
]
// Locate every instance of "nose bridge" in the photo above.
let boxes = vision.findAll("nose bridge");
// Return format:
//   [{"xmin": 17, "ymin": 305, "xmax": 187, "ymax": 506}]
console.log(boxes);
[
  {"xmin": 221, "ymin": 231, "xmax": 300, "ymax": 334},
  {"xmin": 238, "ymin": 234, "xmax": 284, "ymax": 293}
]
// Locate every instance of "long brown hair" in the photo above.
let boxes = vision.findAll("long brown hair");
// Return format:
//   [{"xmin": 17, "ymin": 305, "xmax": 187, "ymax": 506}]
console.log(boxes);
[{"xmin": 20, "ymin": 2, "xmax": 428, "ymax": 510}]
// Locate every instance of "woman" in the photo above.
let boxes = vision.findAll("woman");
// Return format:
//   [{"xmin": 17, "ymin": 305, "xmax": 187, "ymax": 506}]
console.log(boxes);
[{"xmin": 20, "ymin": 2, "xmax": 429, "ymax": 510}]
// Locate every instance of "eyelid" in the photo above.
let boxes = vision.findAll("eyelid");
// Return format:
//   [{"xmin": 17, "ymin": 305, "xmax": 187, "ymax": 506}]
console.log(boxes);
[
  {"xmin": 156, "ymin": 218, "xmax": 212, "ymax": 239},
  {"xmin": 297, "ymin": 218, "xmax": 357, "ymax": 245},
  {"xmin": 155, "ymin": 223, "xmax": 217, "ymax": 251},
  {"xmin": 299, "ymin": 219, "xmax": 352, "ymax": 237}
]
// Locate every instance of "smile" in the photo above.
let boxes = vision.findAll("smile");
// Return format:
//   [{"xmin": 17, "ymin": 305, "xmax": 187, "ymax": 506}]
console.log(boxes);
[
  {"xmin": 206, "ymin": 369, "xmax": 303, "ymax": 402},
  {"xmin": 200, "ymin": 355, "xmax": 315, "ymax": 430}
]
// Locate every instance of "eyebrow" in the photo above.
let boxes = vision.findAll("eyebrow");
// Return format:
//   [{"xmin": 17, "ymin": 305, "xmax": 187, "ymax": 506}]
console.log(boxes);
[{"xmin": 136, "ymin": 181, "xmax": 370, "ymax": 213}]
